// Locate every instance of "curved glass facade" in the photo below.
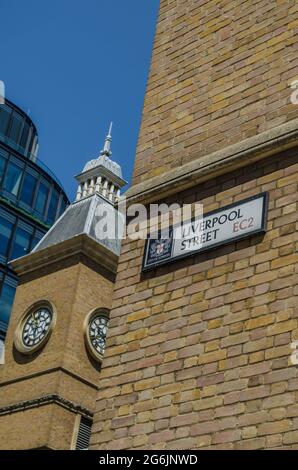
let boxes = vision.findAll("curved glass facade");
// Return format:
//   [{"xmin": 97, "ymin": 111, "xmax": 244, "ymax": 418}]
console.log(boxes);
[
  {"xmin": 0, "ymin": 99, "xmax": 69, "ymax": 341},
  {"xmin": 0, "ymin": 101, "xmax": 38, "ymax": 160},
  {"xmin": 0, "ymin": 147, "xmax": 68, "ymax": 226}
]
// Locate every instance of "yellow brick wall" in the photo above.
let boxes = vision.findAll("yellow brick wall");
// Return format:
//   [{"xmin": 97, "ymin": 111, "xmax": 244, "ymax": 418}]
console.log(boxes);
[
  {"xmin": 1, "ymin": 261, "xmax": 112, "ymax": 393},
  {"xmin": 91, "ymin": 150, "xmax": 298, "ymax": 450},
  {"xmin": 133, "ymin": 0, "xmax": 298, "ymax": 184},
  {"xmin": 0, "ymin": 259, "xmax": 114, "ymax": 449},
  {"xmin": 0, "ymin": 404, "xmax": 77, "ymax": 450}
]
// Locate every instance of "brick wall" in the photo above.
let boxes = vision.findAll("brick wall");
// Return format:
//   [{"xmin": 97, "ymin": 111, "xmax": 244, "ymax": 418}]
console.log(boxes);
[
  {"xmin": 133, "ymin": 0, "xmax": 298, "ymax": 184},
  {"xmin": 0, "ymin": 404, "xmax": 77, "ymax": 450},
  {"xmin": 91, "ymin": 150, "xmax": 298, "ymax": 450},
  {"xmin": 0, "ymin": 260, "xmax": 112, "ymax": 395},
  {"xmin": 90, "ymin": 0, "xmax": 298, "ymax": 450},
  {"xmin": 0, "ymin": 258, "xmax": 114, "ymax": 449}
]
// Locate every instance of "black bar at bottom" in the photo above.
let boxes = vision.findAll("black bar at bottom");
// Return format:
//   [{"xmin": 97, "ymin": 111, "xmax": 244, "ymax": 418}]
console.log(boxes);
[{"xmin": 0, "ymin": 449, "xmax": 297, "ymax": 467}]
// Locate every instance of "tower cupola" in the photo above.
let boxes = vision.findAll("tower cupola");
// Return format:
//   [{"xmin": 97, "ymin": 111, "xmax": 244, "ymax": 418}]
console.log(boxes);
[{"xmin": 75, "ymin": 123, "xmax": 127, "ymax": 203}]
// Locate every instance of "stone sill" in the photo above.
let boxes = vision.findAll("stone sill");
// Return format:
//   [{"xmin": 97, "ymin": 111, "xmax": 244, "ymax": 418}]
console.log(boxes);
[{"xmin": 124, "ymin": 119, "xmax": 298, "ymax": 205}]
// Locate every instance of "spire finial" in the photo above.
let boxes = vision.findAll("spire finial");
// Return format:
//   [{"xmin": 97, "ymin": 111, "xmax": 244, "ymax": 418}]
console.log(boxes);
[{"xmin": 100, "ymin": 122, "xmax": 113, "ymax": 157}]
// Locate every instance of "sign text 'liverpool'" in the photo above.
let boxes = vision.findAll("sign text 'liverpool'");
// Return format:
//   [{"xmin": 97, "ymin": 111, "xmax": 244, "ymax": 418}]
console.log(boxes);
[{"xmin": 142, "ymin": 193, "xmax": 268, "ymax": 271}]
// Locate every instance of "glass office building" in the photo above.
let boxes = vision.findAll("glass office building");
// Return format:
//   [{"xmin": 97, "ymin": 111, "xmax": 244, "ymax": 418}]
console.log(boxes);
[{"xmin": 0, "ymin": 99, "xmax": 69, "ymax": 345}]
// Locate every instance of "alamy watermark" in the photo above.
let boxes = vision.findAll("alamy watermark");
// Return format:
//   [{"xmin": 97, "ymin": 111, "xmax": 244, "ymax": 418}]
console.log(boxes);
[
  {"xmin": 290, "ymin": 341, "xmax": 298, "ymax": 366},
  {"xmin": 93, "ymin": 200, "xmax": 204, "ymax": 244},
  {"xmin": 290, "ymin": 80, "xmax": 298, "ymax": 105}
]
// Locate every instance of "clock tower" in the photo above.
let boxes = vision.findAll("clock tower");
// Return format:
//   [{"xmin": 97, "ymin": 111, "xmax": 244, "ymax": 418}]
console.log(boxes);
[{"xmin": 0, "ymin": 126, "xmax": 126, "ymax": 450}]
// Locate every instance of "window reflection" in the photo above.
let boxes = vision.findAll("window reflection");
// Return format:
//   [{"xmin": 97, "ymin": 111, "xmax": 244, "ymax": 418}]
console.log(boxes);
[
  {"xmin": 9, "ymin": 112, "xmax": 23, "ymax": 143},
  {"xmin": 0, "ymin": 216, "xmax": 13, "ymax": 257},
  {"xmin": 35, "ymin": 182, "xmax": 49, "ymax": 215},
  {"xmin": 47, "ymin": 190, "xmax": 59, "ymax": 223},
  {"xmin": 0, "ymin": 106, "xmax": 11, "ymax": 135},
  {"xmin": 19, "ymin": 122, "xmax": 30, "ymax": 150},
  {"xmin": 0, "ymin": 278, "xmax": 16, "ymax": 332},
  {"xmin": 20, "ymin": 172, "xmax": 37, "ymax": 206},
  {"xmin": 59, "ymin": 198, "xmax": 67, "ymax": 217},
  {"xmin": 30, "ymin": 134, "xmax": 38, "ymax": 159},
  {"xmin": 4, "ymin": 162, "xmax": 22, "ymax": 196},
  {"xmin": 11, "ymin": 227, "xmax": 32, "ymax": 260},
  {"xmin": 0, "ymin": 154, "xmax": 7, "ymax": 183}
]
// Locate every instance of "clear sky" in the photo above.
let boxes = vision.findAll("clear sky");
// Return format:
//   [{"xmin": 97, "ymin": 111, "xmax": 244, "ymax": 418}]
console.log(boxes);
[{"xmin": 0, "ymin": 0, "xmax": 159, "ymax": 199}]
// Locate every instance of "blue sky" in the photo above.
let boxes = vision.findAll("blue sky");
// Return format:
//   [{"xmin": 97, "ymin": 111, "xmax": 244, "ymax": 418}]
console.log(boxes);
[{"xmin": 0, "ymin": 0, "xmax": 159, "ymax": 199}]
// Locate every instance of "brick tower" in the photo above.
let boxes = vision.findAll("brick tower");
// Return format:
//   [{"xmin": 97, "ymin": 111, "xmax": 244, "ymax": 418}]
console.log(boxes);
[
  {"xmin": 0, "ymin": 127, "xmax": 126, "ymax": 449},
  {"xmin": 91, "ymin": 1, "xmax": 298, "ymax": 450}
]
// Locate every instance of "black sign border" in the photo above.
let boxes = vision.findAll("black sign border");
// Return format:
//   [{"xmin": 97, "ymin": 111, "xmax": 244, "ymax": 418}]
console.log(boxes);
[{"xmin": 142, "ymin": 192, "xmax": 269, "ymax": 272}]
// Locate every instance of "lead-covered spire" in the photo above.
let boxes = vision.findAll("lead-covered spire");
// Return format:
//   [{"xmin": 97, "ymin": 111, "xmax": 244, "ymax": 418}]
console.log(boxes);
[{"xmin": 100, "ymin": 122, "xmax": 113, "ymax": 157}]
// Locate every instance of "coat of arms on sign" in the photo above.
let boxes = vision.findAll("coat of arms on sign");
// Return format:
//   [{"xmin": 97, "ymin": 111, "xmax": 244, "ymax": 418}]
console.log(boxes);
[{"xmin": 149, "ymin": 238, "xmax": 172, "ymax": 260}]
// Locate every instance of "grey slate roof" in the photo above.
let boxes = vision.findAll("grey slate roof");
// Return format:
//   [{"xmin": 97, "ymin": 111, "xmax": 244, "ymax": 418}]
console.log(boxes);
[{"xmin": 34, "ymin": 193, "xmax": 122, "ymax": 256}]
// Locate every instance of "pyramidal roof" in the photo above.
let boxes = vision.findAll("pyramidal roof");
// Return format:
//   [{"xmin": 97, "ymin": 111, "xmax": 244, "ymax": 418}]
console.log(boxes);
[{"xmin": 33, "ymin": 193, "xmax": 122, "ymax": 256}]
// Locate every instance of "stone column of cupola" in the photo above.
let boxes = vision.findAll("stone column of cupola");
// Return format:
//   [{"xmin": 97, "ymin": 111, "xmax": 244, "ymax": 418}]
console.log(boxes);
[
  {"xmin": 95, "ymin": 176, "xmax": 102, "ymax": 193},
  {"xmin": 82, "ymin": 181, "xmax": 89, "ymax": 198},
  {"xmin": 88, "ymin": 177, "xmax": 95, "ymax": 196},
  {"xmin": 76, "ymin": 183, "xmax": 82, "ymax": 201},
  {"xmin": 102, "ymin": 179, "xmax": 109, "ymax": 198},
  {"xmin": 115, "ymin": 188, "xmax": 120, "ymax": 202},
  {"xmin": 108, "ymin": 183, "xmax": 115, "ymax": 201}
]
